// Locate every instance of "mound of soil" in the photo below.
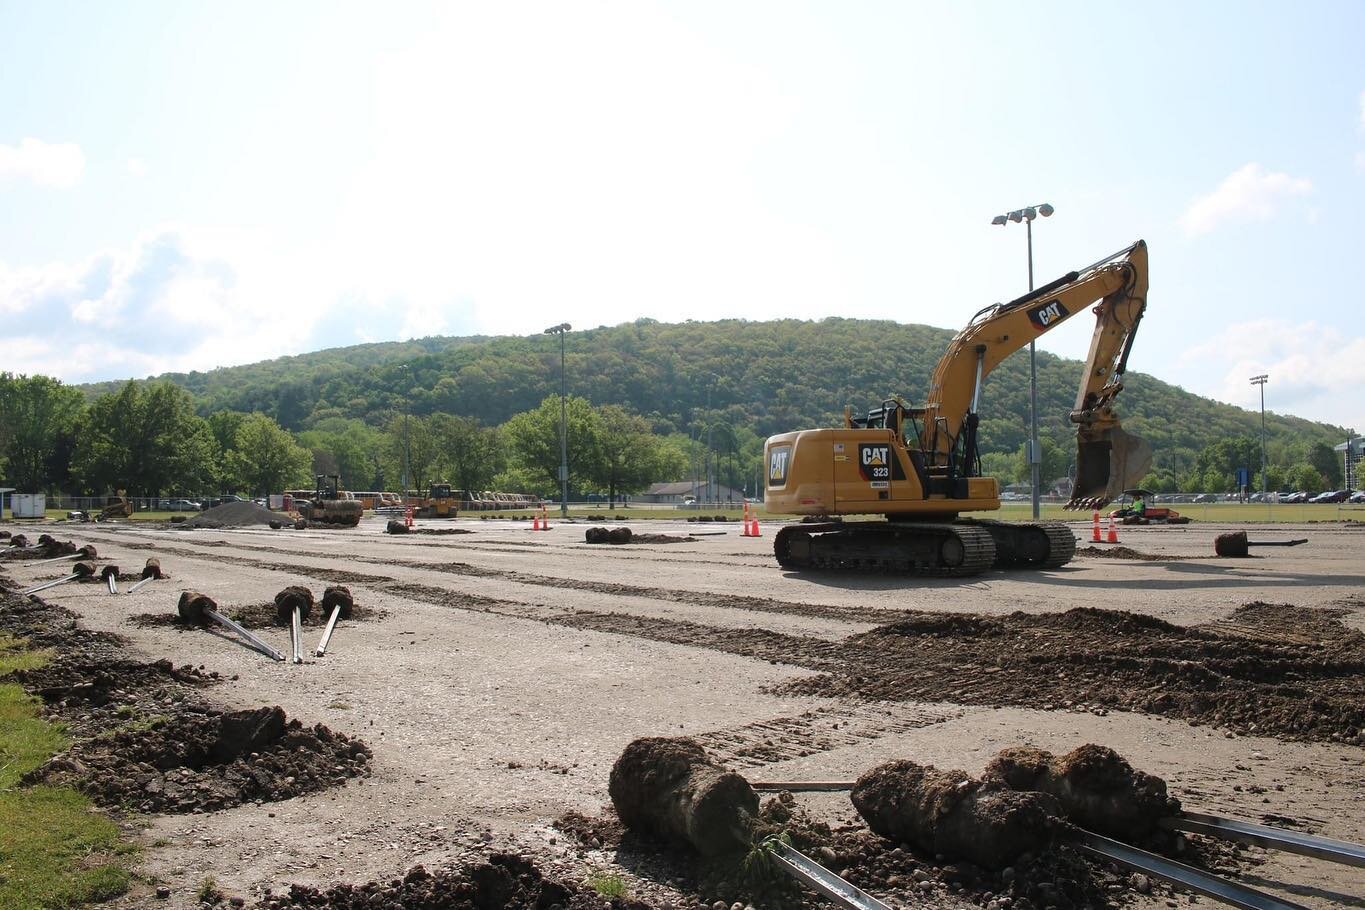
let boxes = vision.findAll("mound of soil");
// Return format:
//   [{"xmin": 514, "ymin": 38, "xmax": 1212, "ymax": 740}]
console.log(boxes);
[
  {"xmin": 182, "ymin": 500, "xmax": 283, "ymax": 529},
  {"xmin": 851, "ymin": 760, "xmax": 1060, "ymax": 869},
  {"xmin": 1073, "ymin": 545, "xmax": 1172, "ymax": 561},
  {"xmin": 986, "ymin": 744, "xmax": 1177, "ymax": 838},
  {"xmin": 586, "ymin": 527, "xmax": 693, "ymax": 545},
  {"xmin": 263, "ymin": 854, "xmax": 649, "ymax": 910},
  {"xmin": 28, "ymin": 704, "xmax": 371, "ymax": 813},
  {"xmin": 609, "ymin": 737, "xmax": 758, "ymax": 856},
  {"xmin": 777, "ymin": 603, "xmax": 1365, "ymax": 743},
  {"xmin": 0, "ymin": 580, "xmax": 373, "ymax": 814}
]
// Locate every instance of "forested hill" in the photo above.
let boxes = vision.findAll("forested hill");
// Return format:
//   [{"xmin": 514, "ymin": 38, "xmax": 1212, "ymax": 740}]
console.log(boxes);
[{"xmin": 80, "ymin": 317, "xmax": 1342, "ymax": 475}]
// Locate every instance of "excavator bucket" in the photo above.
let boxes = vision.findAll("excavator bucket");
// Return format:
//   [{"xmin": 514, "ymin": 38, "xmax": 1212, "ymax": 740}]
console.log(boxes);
[{"xmin": 1068, "ymin": 427, "xmax": 1152, "ymax": 510}]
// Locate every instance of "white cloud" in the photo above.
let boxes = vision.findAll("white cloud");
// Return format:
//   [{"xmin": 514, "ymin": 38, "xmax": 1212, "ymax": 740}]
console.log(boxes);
[
  {"xmin": 1179, "ymin": 163, "xmax": 1312, "ymax": 236},
  {"xmin": 0, "ymin": 137, "xmax": 85, "ymax": 188},
  {"xmin": 1180, "ymin": 319, "xmax": 1365, "ymax": 431},
  {"xmin": 127, "ymin": 158, "xmax": 147, "ymax": 178},
  {"xmin": 0, "ymin": 226, "xmax": 366, "ymax": 382}
]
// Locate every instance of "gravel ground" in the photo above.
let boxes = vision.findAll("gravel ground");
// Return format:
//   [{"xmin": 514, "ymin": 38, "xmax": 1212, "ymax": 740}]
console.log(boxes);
[{"xmin": 0, "ymin": 515, "xmax": 1362, "ymax": 909}]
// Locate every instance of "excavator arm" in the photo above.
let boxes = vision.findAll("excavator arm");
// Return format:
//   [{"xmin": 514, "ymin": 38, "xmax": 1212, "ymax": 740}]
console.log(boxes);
[{"xmin": 918, "ymin": 240, "xmax": 1150, "ymax": 508}]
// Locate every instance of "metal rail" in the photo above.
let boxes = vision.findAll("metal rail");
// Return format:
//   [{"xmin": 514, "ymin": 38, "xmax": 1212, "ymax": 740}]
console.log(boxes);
[
  {"xmin": 752, "ymin": 781, "xmax": 855, "ymax": 792},
  {"xmin": 289, "ymin": 606, "xmax": 304, "ymax": 664},
  {"xmin": 1164, "ymin": 811, "xmax": 1365, "ymax": 868},
  {"xmin": 770, "ymin": 843, "xmax": 892, "ymax": 910},
  {"xmin": 1075, "ymin": 830, "xmax": 1308, "ymax": 910},
  {"xmin": 205, "ymin": 608, "xmax": 286, "ymax": 662},
  {"xmin": 127, "ymin": 575, "xmax": 157, "ymax": 594},
  {"xmin": 315, "ymin": 605, "xmax": 342, "ymax": 657}
]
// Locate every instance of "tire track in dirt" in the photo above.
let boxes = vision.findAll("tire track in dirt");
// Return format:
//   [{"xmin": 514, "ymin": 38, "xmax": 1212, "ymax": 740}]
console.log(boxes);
[
  {"xmin": 95, "ymin": 532, "xmax": 888, "ymax": 624},
  {"xmin": 116, "ymin": 542, "xmax": 395, "ymax": 585},
  {"xmin": 693, "ymin": 703, "xmax": 965, "ymax": 769}
]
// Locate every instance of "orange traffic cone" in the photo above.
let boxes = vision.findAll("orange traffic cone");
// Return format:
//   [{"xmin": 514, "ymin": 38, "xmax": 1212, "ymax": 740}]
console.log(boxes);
[
  {"xmin": 1105, "ymin": 514, "xmax": 1119, "ymax": 544},
  {"xmin": 534, "ymin": 504, "xmax": 550, "ymax": 530},
  {"xmin": 1091, "ymin": 511, "xmax": 1102, "ymax": 542},
  {"xmin": 740, "ymin": 502, "xmax": 757, "ymax": 537},
  {"xmin": 405, "ymin": 506, "xmax": 414, "ymax": 529}
]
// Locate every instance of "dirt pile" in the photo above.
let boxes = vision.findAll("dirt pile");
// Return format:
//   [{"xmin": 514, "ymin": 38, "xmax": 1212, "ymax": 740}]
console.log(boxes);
[
  {"xmin": 585, "ymin": 528, "xmax": 692, "ymax": 545},
  {"xmin": 851, "ymin": 760, "xmax": 1060, "ymax": 869},
  {"xmin": 182, "ymin": 500, "xmax": 282, "ymax": 529},
  {"xmin": 777, "ymin": 603, "xmax": 1365, "ymax": 743},
  {"xmin": 0, "ymin": 582, "xmax": 373, "ymax": 813},
  {"xmin": 1073, "ymin": 545, "xmax": 1172, "ymax": 561},
  {"xmin": 609, "ymin": 737, "xmax": 758, "ymax": 856},
  {"xmin": 986, "ymin": 744, "xmax": 1177, "ymax": 838},
  {"xmin": 263, "ymin": 854, "xmax": 649, "ymax": 910},
  {"xmin": 28, "ymin": 704, "xmax": 371, "ymax": 813}
]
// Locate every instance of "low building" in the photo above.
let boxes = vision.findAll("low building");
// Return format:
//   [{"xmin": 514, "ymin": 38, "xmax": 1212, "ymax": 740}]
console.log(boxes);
[{"xmin": 639, "ymin": 481, "xmax": 747, "ymax": 504}]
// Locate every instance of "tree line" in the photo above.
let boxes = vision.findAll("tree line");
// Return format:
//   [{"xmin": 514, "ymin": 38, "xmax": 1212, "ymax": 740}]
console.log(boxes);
[{"xmin": 0, "ymin": 374, "xmax": 739, "ymax": 503}]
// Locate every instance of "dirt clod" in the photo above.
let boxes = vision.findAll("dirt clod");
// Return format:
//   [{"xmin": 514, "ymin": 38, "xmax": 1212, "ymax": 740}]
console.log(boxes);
[
  {"xmin": 385, "ymin": 519, "xmax": 409, "ymax": 534},
  {"xmin": 1215, "ymin": 531, "xmax": 1250, "ymax": 558},
  {"xmin": 851, "ymin": 759, "xmax": 1059, "ymax": 868},
  {"xmin": 321, "ymin": 586, "xmax": 354, "ymax": 620},
  {"xmin": 275, "ymin": 586, "xmax": 315, "ymax": 623},
  {"xmin": 609, "ymin": 737, "xmax": 758, "ymax": 856},
  {"xmin": 263, "ymin": 854, "xmax": 640, "ymax": 910},
  {"xmin": 986, "ymin": 744, "xmax": 1177, "ymax": 837},
  {"xmin": 177, "ymin": 590, "xmax": 218, "ymax": 624}
]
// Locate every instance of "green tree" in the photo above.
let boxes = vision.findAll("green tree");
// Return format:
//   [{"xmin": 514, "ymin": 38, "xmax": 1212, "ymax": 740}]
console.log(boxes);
[
  {"xmin": 1287, "ymin": 463, "xmax": 1325, "ymax": 493},
  {"xmin": 0, "ymin": 373, "xmax": 85, "ymax": 491},
  {"xmin": 74, "ymin": 382, "xmax": 217, "ymax": 496},
  {"xmin": 432, "ymin": 414, "xmax": 504, "ymax": 496},
  {"xmin": 502, "ymin": 395, "xmax": 601, "ymax": 495},
  {"xmin": 385, "ymin": 414, "xmax": 440, "ymax": 493},
  {"xmin": 298, "ymin": 418, "xmax": 388, "ymax": 491},
  {"xmin": 591, "ymin": 405, "xmax": 672, "ymax": 506},
  {"xmin": 1307, "ymin": 442, "xmax": 1343, "ymax": 488},
  {"xmin": 226, "ymin": 413, "xmax": 312, "ymax": 495}
]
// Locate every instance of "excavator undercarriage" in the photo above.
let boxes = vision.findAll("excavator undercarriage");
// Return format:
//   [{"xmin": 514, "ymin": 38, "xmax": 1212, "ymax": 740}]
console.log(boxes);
[{"xmin": 774, "ymin": 519, "xmax": 1076, "ymax": 575}]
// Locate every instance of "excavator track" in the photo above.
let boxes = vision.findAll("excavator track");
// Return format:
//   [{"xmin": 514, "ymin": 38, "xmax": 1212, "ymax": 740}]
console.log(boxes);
[
  {"xmin": 774, "ymin": 522, "xmax": 996, "ymax": 577},
  {"xmin": 965, "ymin": 519, "xmax": 1077, "ymax": 570}
]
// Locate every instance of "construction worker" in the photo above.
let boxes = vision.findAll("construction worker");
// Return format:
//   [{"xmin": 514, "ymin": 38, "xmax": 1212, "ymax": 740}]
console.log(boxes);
[{"xmin": 1131, "ymin": 494, "xmax": 1146, "ymax": 517}]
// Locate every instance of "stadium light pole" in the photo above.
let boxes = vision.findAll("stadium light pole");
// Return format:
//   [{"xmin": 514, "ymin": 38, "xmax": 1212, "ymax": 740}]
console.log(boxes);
[
  {"xmin": 545, "ymin": 323, "xmax": 572, "ymax": 518},
  {"xmin": 1250, "ymin": 374, "xmax": 1268, "ymax": 497},
  {"xmin": 991, "ymin": 202, "xmax": 1054, "ymax": 519}
]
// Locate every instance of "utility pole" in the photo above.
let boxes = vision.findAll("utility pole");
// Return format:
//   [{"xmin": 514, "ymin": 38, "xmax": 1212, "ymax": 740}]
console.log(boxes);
[
  {"xmin": 1250, "ymin": 374, "xmax": 1268, "ymax": 497},
  {"xmin": 544, "ymin": 323, "xmax": 572, "ymax": 518},
  {"xmin": 991, "ymin": 203, "xmax": 1054, "ymax": 519}
]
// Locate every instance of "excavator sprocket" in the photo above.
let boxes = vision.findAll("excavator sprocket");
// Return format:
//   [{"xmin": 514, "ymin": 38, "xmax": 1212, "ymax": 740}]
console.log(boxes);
[{"xmin": 774, "ymin": 521, "xmax": 996, "ymax": 577}]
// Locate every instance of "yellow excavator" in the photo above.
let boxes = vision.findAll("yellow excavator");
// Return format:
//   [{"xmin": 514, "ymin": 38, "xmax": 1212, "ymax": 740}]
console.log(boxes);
[{"xmin": 763, "ymin": 240, "xmax": 1151, "ymax": 576}]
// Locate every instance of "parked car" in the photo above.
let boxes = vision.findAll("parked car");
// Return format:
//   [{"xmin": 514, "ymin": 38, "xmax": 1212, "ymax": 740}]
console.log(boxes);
[
  {"xmin": 1350, "ymin": 491, "xmax": 1365, "ymax": 504},
  {"xmin": 1282, "ymin": 491, "xmax": 1309, "ymax": 503},
  {"xmin": 161, "ymin": 499, "xmax": 202, "ymax": 511},
  {"xmin": 1310, "ymin": 490, "xmax": 1348, "ymax": 503},
  {"xmin": 1193, "ymin": 493, "xmax": 1218, "ymax": 503}
]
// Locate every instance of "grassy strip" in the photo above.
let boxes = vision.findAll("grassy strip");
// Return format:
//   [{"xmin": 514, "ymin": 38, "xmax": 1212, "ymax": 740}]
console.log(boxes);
[{"xmin": 0, "ymin": 633, "xmax": 132, "ymax": 910}]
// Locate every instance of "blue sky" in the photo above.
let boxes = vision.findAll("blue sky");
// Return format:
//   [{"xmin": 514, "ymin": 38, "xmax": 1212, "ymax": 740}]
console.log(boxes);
[{"xmin": 2, "ymin": 1, "xmax": 1363, "ymax": 431}]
